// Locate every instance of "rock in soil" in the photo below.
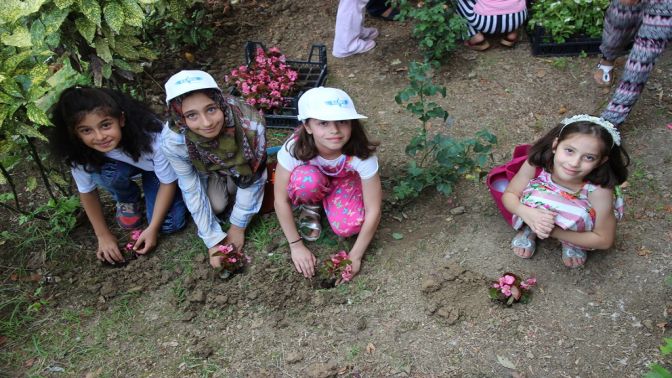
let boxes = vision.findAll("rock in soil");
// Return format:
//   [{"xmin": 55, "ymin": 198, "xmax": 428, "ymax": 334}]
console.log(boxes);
[{"xmin": 187, "ymin": 289, "xmax": 206, "ymax": 303}]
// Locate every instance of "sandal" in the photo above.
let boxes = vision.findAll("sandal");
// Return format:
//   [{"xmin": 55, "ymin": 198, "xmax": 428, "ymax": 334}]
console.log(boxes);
[
  {"xmin": 298, "ymin": 204, "xmax": 322, "ymax": 242},
  {"xmin": 499, "ymin": 31, "xmax": 518, "ymax": 47},
  {"xmin": 511, "ymin": 226, "xmax": 536, "ymax": 258},
  {"xmin": 464, "ymin": 38, "xmax": 491, "ymax": 51},
  {"xmin": 593, "ymin": 62, "xmax": 614, "ymax": 87},
  {"xmin": 561, "ymin": 244, "xmax": 587, "ymax": 268}
]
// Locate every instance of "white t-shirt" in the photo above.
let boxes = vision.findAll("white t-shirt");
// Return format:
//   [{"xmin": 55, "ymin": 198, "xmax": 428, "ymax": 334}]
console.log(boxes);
[
  {"xmin": 71, "ymin": 132, "xmax": 178, "ymax": 193},
  {"xmin": 277, "ymin": 138, "xmax": 378, "ymax": 180}
]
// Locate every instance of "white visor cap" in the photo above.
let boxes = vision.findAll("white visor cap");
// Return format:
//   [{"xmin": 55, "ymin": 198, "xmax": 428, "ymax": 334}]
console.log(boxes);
[
  {"xmin": 165, "ymin": 70, "xmax": 220, "ymax": 104},
  {"xmin": 297, "ymin": 87, "xmax": 367, "ymax": 122}
]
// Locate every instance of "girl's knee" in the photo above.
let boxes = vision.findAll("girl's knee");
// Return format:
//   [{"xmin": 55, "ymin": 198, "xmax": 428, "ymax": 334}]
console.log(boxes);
[{"xmin": 288, "ymin": 165, "xmax": 330, "ymax": 204}]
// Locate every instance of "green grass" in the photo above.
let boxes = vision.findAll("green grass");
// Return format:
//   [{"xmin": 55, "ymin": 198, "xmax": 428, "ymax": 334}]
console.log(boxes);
[
  {"xmin": 161, "ymin": 232, "xmax": 203, "ymax": 274},
  {"xmin": 247, "ymin": 214, "xmax": 283, "ymax": 253}
]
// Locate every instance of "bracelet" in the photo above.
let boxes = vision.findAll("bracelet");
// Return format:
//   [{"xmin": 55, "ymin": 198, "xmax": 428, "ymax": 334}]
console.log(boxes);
[{"xmin": 289, "ymin": 237, "xmax": 303, "ymax": 245}]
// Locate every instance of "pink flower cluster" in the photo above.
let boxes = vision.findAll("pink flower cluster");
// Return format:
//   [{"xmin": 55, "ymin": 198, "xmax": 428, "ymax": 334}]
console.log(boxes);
[
  {"xmin": 124, "ymin": 229, "xmax": 142, "ymax": 252},
  {"xmin": 225, "ymin": 46, "xmax": 299, "ymax": 111},
  {"xmin": 489, "ymin": 273, "xmax": 537, "ymax": 305},
  {"xmin": 322, "ymin": 250, "xmax": 353, "ymax": 283},
  {"xmin": 213, "ymin": 244, "xmax": 251, "ymax": 273}
]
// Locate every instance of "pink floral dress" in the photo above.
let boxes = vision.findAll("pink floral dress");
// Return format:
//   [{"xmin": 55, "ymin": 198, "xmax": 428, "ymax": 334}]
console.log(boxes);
[{"xmin": 512, "ymin": 170, "xmax": 625, "ymax": 234}]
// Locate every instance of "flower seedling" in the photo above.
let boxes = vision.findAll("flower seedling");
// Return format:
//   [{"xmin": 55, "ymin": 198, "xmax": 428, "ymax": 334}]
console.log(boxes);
[
  {"xmin": 225, "ymin": 47, "xmax": 299, "ymax": 112},
  {"xmin": 489, "ymin": 273, "xmax": 537, "ymax": 306},
  {"xmin": 319, "ymin": 250, "xmax": 353, "ymax": 287},
  {"xmin": 211, "ymin": 244, "xmax": 251, "ymax": 279}
]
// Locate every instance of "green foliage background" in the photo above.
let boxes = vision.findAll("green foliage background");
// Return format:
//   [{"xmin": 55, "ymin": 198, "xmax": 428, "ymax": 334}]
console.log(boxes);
[{"xmin": 0, "ymin": 0, "xmax": 195, "ymax": 236}]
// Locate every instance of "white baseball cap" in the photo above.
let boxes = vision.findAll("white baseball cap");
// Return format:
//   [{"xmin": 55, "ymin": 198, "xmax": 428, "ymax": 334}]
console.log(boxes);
[
  {"xmin": 297, "ymin": 87, "xmax": 367, "ymax": 122},
  {"xmin": 165, "ymin": 70, "xmax": 220, "ymax": 104}
]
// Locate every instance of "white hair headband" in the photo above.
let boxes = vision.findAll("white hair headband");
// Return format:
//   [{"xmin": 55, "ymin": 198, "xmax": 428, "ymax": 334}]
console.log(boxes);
[{"xmin": 560, "ymin": 114, "xmax": 621, "ymax": 147}]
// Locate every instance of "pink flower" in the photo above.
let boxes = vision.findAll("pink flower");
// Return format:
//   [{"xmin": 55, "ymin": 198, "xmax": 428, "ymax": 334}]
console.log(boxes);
[
  {"xmin": 341, "ymin": 265, "xmax": 353, "ymax": 282},
  {"xmin": 228, "ymin": 257, "xmax": 237, "ymax": 263},
  {"xmin": 499, "ymin": 275, "xmax": 515, "ymax": 286},
  {"xmin": 218, "ymin": 244, "xmax": 234, "ymax": 254},
  {"xmin": 126, "ymin": 242, "xmax": 134, "ymax": 251},
  {"xmin": 131, "ymin": 230, "xmax": 142, "ymax": 241},
  {"xmin": 521, "ymin": 277, "xmax": 537, "ymax": 289},
  {"xmin": 501, "ymin": 285, "xmax": 512, "ymax": 297},
  {"xmin": 268, "ymin": 47, "xmax": 281, "ymax": 54}
]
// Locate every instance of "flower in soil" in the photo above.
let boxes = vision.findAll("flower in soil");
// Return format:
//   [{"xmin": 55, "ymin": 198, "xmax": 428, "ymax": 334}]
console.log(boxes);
[
  {"xmin": 320, "ymin": 250, "xmax": 354, "ymax": 283},
  {"xmin": 225, "ymin": 46, "xmax": 299, "ymax": 112},
  {"xmin": 211, "ymin": 244, "xmax": 251, "ymax": 276},
  {"xmin": 489, "ymin": 272, "xmax": 537, "ymax": 306},
  {"xmin": 121, "ymin": 229, "xmax": 142, "ymax": 261}
]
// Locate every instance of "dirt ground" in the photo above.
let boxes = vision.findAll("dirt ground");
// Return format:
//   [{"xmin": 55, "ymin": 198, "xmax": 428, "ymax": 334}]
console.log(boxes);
[{"xmin": 2, "ymin": 0, "xmax": 672, "ymax": 376}]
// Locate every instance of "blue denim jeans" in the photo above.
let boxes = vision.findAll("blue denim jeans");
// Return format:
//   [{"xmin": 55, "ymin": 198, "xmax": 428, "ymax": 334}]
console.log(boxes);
[{"xmin": 90, "ymin": 160, "xmax": 187, "ymax": 233}]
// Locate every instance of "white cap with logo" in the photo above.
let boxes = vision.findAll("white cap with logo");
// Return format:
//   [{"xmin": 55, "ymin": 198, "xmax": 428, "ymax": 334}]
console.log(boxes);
[
  {"xmin": 165, "ymin": 70, "xmax": 220, "ymax": 104},
  {"xmin": 297, "ymin": 87, "xmax": 367, "ymax": 122}
]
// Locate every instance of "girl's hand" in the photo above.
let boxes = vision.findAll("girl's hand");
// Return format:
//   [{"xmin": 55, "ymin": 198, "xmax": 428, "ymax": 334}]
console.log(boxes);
[
  {"xmin": 336, "ymin": 256, "xmax": 361, "ymax": 285},
  {"xmin": 290, "ymin": 243, "xmax": 317, "ymax": 278},
  {"xmin": 208, "ymin": 244, "xmax": 224, "ymax": 268},
  {"xmin": 96, "ymin": 233, "xmax": 123, "ymax": 264},
  {"xmin": 521, "ymin": 207, "xmax": 556, "ymax": 239},
  {"xmin": 224, "ymin": 225, "xmax": 246, "ymax": 252},
  {"xmin": 133, "ymin": 227, "xmax": 158, "ymax": 255}
]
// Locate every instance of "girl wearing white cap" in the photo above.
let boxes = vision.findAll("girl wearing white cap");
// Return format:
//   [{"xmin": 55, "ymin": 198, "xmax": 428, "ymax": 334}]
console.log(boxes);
[
  {"xmin": 161, "ymin": 70, "xmax": 267, "ymax": 268},
  {"xmin": 274, "ymin": 87, "xmax": 382, "ymax": 280}
]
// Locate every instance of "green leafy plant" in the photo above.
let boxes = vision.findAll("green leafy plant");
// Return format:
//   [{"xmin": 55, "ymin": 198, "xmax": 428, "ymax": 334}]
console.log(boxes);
[
  {"xmin": 645, "ymin": 338, "xmax": 672, "ymax": 377},
  {"xmin": 392, "ymin": 60, "xmax": 497, "ymax": 203},
  {"xmin": 528, "ymin": 0, "xmax": 610, "ymax": 43},
  {"xmin": 149, "ymin": 7, "xmax": 214, "ymax": 51},
  {"xmin": 394, "ymin": 0, "xmax": 467, "ymax": 61}
]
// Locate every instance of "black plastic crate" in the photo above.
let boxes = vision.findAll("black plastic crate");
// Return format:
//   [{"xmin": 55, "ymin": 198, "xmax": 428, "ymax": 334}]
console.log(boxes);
[
  {"xmin": 243, "ymin": 41, "xmax": 328, "ymax": 129},
  {"xmin": 528, "ymin": 26, "xmax": 601, "ymax": 57}
]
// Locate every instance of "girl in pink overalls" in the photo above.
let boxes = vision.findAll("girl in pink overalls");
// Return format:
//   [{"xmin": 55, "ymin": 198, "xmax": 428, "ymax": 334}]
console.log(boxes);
[{"xmin": 274, "ymin": 87, "xmax": 382, "ymax": 280}]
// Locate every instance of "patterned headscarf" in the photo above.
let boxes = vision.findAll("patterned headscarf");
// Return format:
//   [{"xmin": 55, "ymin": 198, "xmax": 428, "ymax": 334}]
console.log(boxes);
[{"xmin": 168, "ymin": 89, "xmax": 266, "ymax": 188}]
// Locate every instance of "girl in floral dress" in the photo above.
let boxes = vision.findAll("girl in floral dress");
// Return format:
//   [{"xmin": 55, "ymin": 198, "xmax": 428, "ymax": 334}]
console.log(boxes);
[
  {"xmin": 274, "ymin": 87, "xmax": 382, "ymax": 281},
  {"xmin": 502, "ymin": 115, "xmax": 629, "ymax": 268}
]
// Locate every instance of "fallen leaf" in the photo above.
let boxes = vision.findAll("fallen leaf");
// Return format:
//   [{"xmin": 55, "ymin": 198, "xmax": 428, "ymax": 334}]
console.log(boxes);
[
  {"xmin": 390, "ymin": 59, "xmax": 402, "ymax": 66},
  {"xmin": 23, "ymin": 357, "xmax": 36, "ymax": 368},
  {"xmin": 183, "ymin": 52, "xmax": 195, "ymax": 63},
  {"xmin": 637, "ymin": 246, "xmax": 651, "ymax": 256},
  {"xmin": 497, "ymin": 355, "xmax": 517, "ymax": 369},
  {"xmin": 391, "ymin": 232, "xmax": 404, "ymax": 240},
  {"xmin": 366, "ymin": 342, "xmax": 376, "ymax": 354},
  {"xmin": 394, "ymin": 67, "xmax": 408, "ymax": 72},
  {"xmin": 558, "ymin": 105, "xmax": 567, "ymax": 114},
  {"xmin": 0, "ymin": 336, "xmax": 6, "ymax": 347}
]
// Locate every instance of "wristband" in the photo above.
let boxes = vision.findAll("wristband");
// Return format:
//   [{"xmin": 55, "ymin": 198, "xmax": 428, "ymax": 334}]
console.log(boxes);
[{"xmin": 289, "ymin": 237, "xmax": 303, "ymax": 245}]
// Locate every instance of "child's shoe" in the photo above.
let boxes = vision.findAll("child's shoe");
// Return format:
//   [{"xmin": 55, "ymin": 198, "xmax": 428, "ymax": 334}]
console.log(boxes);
[{"xmin": 116, "ymin": 202, "xmax": 142, "ymax": 230}]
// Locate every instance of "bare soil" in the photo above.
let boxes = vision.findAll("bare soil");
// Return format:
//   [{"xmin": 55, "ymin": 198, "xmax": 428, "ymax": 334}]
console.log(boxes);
[{"xmin": 2, "ymin": 0, "xmax": 672, "ymax": 376}]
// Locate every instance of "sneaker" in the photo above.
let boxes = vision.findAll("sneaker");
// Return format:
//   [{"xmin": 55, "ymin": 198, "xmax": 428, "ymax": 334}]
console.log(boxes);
[{"xmin": 116, "ymin": 202, "xmax": 142, "ymax": 230}]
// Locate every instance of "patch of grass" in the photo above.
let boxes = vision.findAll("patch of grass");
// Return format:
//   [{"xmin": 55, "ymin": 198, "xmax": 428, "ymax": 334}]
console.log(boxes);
[
  {"xmin": 346, "ymin": 345, "xmax": 362, "ymax": 361},
  {"xmin": 248, "ymin": 214, "xmax": 283, "ymax": 253},
  {"xmin": 172, "ymin": 280, "xmax": 187, "ymax": 304},
  {"xmin": 161, "ymin": 232, "xmax": 203, "ymax": 274}
]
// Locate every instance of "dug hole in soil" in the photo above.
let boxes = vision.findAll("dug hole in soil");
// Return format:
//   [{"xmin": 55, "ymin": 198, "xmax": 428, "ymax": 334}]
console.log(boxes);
[{"xmin": 2, "ymin": 0, "xmax": 672, "ymax": 376}]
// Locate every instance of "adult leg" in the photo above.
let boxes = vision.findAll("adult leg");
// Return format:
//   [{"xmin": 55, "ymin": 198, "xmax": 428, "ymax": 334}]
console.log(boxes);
[
  {"xmin": 141, "ymin": 171, "xmax": 187, "ymax": 234},
  {"xmin": 602, "ymin": 1, "xmax": 672, "ymax": 126},
  {"xmin": 206, "ymin": 174, "xmax": 236, "ymax": 215},
  {"xmin": 90, "ymin": 160, "xmax": 143, "ymax": 229},
  {"xmin": 323, "ymin": 172, "xmax": 365, "ymax": 238},
  {"xmin": 595, "ymin": 0, "xmax": 644, "ymax": 85},
  {"xmin": 333, "ymin": 0, "xmax": 376, "ymax": 58}
]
